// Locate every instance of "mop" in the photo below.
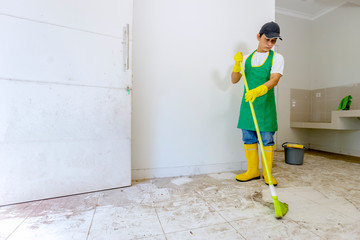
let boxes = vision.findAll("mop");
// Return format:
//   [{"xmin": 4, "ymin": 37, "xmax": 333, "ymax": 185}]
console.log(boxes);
[{"xmin": 239, "ymin": 52, "xmax": 288, "ymax": 219}]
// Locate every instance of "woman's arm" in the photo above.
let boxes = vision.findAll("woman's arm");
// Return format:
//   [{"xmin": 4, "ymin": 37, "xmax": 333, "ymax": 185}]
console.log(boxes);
[
  {"xmin": 231, "ymin": 72, "xmax": 242, "ymax": 84},
  {"xmin": 264, "ymin": 73, "xmax": 282, "ymax": 90}
]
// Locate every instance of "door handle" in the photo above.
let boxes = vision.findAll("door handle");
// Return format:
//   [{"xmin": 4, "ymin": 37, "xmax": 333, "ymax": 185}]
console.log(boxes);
[
  {"xmin": 122, "ymin": 24, "xmax": 129, "ymax": 71},
  {"xmin": 126, "ymin": 86, "xmax": 132, "ymax": 95}
]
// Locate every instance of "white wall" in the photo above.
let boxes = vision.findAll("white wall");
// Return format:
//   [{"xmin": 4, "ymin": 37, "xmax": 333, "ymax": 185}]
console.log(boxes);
[
  {"xmin": 276, "ymin": 3, "xmax": 360, "ymax": 157},
  {"xmin": 275, "ymin": 14, "xmax": 312, "ymax": 150},
  {"xmin": 132, "ymin": 0, "xmax": 275, "ymax": 179},
  {"xmin": 308, "ymin": 3, "xmax": 360, "ymax": 156},
  {"xmin": 310, "ymin": 3, "xmax": 360, "ymax": 90}
]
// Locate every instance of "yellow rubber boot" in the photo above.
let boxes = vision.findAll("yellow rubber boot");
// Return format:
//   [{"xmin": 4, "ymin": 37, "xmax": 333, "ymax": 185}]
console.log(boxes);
[
  {"xmin": 236, "ymin": 143, "xmax": 260, "ymax": 182},
  {"xmin": 261, "ymin": 145, "xmax": 278, "ymax": 186}
]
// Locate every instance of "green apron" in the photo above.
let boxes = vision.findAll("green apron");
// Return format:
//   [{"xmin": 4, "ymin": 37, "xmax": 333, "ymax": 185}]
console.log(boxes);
[{"xmin": 237, "ymin": 50, "xmax": 278, "ymax": 132}]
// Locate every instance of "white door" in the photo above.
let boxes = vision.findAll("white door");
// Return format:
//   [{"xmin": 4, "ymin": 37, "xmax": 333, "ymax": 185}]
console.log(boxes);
[{"xmin": 0, "ymin": 0, "xmax": 132, "ymax": 205}]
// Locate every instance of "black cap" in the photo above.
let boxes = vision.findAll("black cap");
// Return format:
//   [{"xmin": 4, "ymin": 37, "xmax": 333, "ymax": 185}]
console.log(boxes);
[{"xmin": 259, "ymin": 21, "xmax": 282, "ymax": 40}]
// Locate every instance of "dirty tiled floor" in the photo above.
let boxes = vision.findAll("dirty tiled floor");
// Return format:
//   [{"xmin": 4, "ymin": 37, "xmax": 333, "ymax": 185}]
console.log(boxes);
[{"xmin": 1, "ymin": 150, "xmax": 360, "ymax": 240}]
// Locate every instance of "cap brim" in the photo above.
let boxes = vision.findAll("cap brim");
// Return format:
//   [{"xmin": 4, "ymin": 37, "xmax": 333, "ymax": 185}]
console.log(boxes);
[{"xmin": 265, "ymin": 32, "xmax": 282, "ymax": 40}]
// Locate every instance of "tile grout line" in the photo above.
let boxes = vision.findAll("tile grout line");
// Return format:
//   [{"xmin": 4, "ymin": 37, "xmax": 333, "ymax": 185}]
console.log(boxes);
[
  {"xmin": 6, "ymin": 200, "xmax": 43, "ymax": 240},
  {"xmin": 163, "ymin": 222, "xmax": 248, "ymax": 238},
  {"xmin": 86, "ymin": 195, "xmax": 100, "ymax": 240},
  {"xmin": 154, "ymin": 207, "xmax": 168, "ymax": 240},
  {"xmin": 344, "ymin": 196, "xmax": 360, "ymax": 212},
  {"xmin": 226, "ymin": 222, "xmax": 247, "ymax": 240},
  {"xmin": 286, "ymin": 217, "xmax": 326, "ymax": 240},
  {"xmin": 194, "ymin": 188, "xmax": 247, "ymax": 239}
]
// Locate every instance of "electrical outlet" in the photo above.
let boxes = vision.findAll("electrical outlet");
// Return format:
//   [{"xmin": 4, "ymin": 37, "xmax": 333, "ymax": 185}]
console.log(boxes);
[{"xmin": 316, "ymin": 92, "xmax": 321, "ymax": 98}]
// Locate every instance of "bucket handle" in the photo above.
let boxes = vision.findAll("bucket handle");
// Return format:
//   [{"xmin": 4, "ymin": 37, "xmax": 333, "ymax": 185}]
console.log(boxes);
[{"xmin": 282, "ymin": 142, "xmax": 308, "ymax": 150}]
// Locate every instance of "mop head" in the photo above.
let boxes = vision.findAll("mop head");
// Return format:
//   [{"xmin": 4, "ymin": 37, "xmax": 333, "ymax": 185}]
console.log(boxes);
[{"xmin": 273, "ymin": 196, "xmax": 288, "ymax": 219}]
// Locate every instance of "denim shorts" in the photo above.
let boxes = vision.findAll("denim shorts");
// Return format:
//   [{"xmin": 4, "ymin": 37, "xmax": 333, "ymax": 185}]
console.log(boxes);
[{"xmin": 242, "ymin": 129, "xmax": 275, "ymax": 146}]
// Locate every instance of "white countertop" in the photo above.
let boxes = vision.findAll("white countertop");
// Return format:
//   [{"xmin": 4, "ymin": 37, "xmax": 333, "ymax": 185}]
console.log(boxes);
[{"xmin": 290, "ymin": 110, "xmax": 360, "ymax": 130}]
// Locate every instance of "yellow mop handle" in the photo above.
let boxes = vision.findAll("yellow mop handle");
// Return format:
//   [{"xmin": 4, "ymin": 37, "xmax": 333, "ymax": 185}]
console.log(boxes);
[{"xmin": 239, "ymin": 54, "xmax": 274, "ymax": 186}]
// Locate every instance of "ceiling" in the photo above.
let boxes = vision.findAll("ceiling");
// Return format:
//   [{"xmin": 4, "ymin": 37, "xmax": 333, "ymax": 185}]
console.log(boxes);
[{"xmin": 276, "ymin": 0, "xmax": 360, "ymax": 20}]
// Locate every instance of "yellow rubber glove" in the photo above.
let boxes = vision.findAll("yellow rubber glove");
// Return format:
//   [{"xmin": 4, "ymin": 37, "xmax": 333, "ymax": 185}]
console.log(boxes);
[
  {"xmin": 245, "ymin": 85, "xmax": 268, "ymax": 103},
  {"xmin": 232, "ymin": 52, "xmax": 243, "ymax": 73}
]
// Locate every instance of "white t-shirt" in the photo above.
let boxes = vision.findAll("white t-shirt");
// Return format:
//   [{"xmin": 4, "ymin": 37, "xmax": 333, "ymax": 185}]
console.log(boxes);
[{"xmin": 243, "ymin": 51, "xmax": 284, "ymax": 75}]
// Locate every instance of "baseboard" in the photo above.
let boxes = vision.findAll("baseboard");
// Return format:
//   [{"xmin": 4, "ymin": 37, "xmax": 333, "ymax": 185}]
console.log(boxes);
[
  {"xmin": 132, "ymin": 162, "xmax": 242, "ymax": 180},
  {"xmin": 309, "ymin": 144, "xmax": 360, "ymax": 157}
]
